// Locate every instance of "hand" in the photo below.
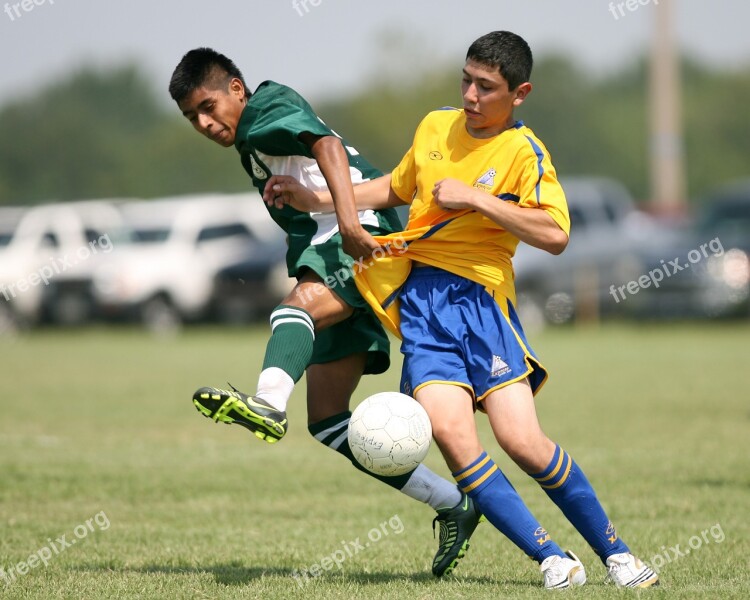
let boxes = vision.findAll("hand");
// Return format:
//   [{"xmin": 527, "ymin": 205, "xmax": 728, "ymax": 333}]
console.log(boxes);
[
  {"xmin": 263, "ymin": 175, "xmax": 324, "ymax": 212},
  {"xmin": 340, "ymin": 226, "xmax": 382, "ymax": 263},
  {"xmin": 432, "ymin": 178, "xmax": 478, "ymax": 211}
]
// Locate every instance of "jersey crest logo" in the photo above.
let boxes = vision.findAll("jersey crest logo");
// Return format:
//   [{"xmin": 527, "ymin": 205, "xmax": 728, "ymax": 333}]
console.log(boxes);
[
  {"xmin": 491, "ymin": 355, "xmax": 511, "ymax": 377},
  {"xmin": 429, "ymin": 151, "xmax": 443, "ymax": 160},
  {"xmin": 250, "ymin": 155, "xmax": 268, "ymax": 180},
  {"xmin": 475, "ymin": 168, "xmax": 496, "ymax": 189}
]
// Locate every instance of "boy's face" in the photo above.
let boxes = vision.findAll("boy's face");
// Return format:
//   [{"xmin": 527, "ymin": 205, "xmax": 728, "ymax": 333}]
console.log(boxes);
[
  {"xmin": 178, "ymin": 78, "xmax": 247, "ymax": 147},
  {"xmin": 461, "ymin": 59, "xmax": 531, "ymax": 138}
]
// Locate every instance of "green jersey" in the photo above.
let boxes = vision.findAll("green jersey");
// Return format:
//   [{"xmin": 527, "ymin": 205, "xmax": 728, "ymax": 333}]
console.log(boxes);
[{"xmin": 234, "ymin": 81, "xmax": 401, "ymax": 273}]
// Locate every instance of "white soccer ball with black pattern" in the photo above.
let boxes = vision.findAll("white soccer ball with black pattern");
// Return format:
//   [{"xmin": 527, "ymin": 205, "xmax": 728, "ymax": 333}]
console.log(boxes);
[{"xmin": 348, "ymin": 392, "xmax": 432, "ymax": 476}]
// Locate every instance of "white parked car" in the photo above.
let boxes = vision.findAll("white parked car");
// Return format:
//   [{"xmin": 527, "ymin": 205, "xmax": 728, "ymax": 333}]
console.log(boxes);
[
  {"xmin": 0, "ymin": 206, "xmax": 27, "ymax": 333},
  {"xmin": 92, "ymin": 193, "xmax": 291, "ymax": 331},
  {"xmin": 0, "ymin": 201, "xmax": 123, "ymax": 327}
]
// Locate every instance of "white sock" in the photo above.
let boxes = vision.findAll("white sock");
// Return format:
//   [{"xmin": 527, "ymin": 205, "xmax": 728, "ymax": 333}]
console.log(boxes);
[
  {"xmin": 400, "ymin": 464, "xmax": 462, "ymax": 511},
  {"xmin": 255, "ymin": 367, "xmax": 295, "ymax": 412}
]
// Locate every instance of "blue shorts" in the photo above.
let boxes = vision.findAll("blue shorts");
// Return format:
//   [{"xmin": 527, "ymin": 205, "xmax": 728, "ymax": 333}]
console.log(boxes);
[{"xmin": 398, "ymin": 266, "xmax": 548, "ymax": 406}]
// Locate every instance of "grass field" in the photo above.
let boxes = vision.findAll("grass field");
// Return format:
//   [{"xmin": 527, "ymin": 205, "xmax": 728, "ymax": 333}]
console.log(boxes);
[{"xmin": 1, "ymin": 323, "xmax": 748, "ymax": 599}]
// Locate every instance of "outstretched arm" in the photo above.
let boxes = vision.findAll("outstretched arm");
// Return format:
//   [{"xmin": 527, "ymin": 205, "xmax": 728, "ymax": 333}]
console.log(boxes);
[
  {"xmin": 301, "ymin": 133, "xmax": 380, "ymax": 259},
  {"xmin": 264, "ymin": 173, "xmax": 404, "ymax": 213}
]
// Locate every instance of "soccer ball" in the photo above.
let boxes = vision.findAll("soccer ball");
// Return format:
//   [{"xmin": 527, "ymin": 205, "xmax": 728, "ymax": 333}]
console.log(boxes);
[{"xmin": 348, "ymin": 392, "xmax": 432, "ymax": 476}]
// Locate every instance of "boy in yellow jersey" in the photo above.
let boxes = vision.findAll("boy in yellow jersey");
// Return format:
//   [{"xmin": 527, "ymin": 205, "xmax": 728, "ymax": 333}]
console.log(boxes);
[{"xmin": 266, "ymin": 30, "xmax": 659, "ymax": 590}]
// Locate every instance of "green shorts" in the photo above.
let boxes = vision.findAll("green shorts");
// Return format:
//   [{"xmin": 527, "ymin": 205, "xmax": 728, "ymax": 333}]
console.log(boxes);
[{"xmin": 294, "ymin": 231, "xmax": 390, "ymax": 375}]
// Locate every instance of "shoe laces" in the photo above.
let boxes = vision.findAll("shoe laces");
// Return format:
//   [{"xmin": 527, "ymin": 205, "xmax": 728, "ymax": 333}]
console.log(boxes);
[
  {"xmin": 607, "ymin": 555, "xmax": 635, "ymax": 584},
  {"xmin": 541, "ymin": 556, "xmax": 565, "ymax": 582}
]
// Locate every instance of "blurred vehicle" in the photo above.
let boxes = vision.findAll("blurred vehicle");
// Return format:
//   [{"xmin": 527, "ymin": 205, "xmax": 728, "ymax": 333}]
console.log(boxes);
[
  {"xmin": 210, "ymin": 251, "xmax": 292, "ymax": 324},
  {"xmin": 0, "ymin": 201, "xmax": 123, "ymax": 327},
  {"xmin": 628, "ymin": 179, "xmax": 750, "ymax": 319},
  {"xmin": 0, "ymin": 206, "xmax": 27, "ymax": 333},
  {"xmin": 0, "ymin": 207, "xmax": 24, "ymax": 248},
  {"xmin": 512, "ymin": 176, "xmax": 659, "ymax": 328},
  {"xmin": 92, "ymin": 193, "xmax": 291, "ymax": 331}
]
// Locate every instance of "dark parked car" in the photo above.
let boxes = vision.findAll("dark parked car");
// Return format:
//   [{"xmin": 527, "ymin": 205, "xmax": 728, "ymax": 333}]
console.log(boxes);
[
  {"xmin": 512, "ymin": 176, "xmax": 658, "ymax": 328},
  {"xmin": 628, "ymin": 180, "xmax": 750, "ymax": 319},
  {"xmin": 209, "ymin": 237, "xmax": 292, "ymax": 323}
]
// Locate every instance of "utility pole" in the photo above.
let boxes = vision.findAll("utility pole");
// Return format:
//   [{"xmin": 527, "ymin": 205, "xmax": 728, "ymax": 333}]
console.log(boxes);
[{"xmin": 649, "ymin": 0, "xmax": 687, "ymax": 215}]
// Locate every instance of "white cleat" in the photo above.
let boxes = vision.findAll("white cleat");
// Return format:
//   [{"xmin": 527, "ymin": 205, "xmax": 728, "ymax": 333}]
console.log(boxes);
[
  {"xmin": 606, "ymin": 552, "xmax": 660, "ymax": 588},
  {"xmin": 541, "ymin": 550, "xmax": 587, "ymax": 590}
]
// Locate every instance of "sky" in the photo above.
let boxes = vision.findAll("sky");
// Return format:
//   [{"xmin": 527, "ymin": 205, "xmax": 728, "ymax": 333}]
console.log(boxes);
[{"xmin": 0, "ymin": 0, "xmax": 748, "ymax": 106}]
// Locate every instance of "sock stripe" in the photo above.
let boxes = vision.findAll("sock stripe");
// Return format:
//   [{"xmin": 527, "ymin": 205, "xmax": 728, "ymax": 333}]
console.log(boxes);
[
  {"xmin": 270, "ymin": 307, "xmax": 314, "ymax": 329},
  {"xmin": 271, "ymin": 317, "xmax": 315, "ymax": 338},
  {"xmin": 454, "ymin": 453, "xmax": 491, "ymax": 483},
  {"xmin": 533, "ymin": 446, "xmax": 564, "ymax": 483},
  {"xmin": 460, "ymin": 464, "xmax": 499, "ymax": 493},
  {"xmin": 313, "ymin": 422, "xmax": 348, "ymax": 443},
  {"xmin": 270, "ymin": 305, "xmax": 314, "ymax": 322},
  {"xmin": 319, "ymin": 425, "xmax": 348, "ymax": 447},
  {"xmin": 308, "ymin": 411, "xmax": 352, "ymax": 436},
  {"xmin": 328, "ymin": 430, "xmax": 349, "ymax": 451},
  {"xmin": 453, "ymin": 453, "xmax": 501, "ymax": 494},
  {"xmin": 539, "ymin": 453, "xmax": 572, "ymax": 489}
]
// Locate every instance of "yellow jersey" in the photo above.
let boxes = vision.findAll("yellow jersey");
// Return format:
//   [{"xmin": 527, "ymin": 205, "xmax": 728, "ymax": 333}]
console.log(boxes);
[{"xmin": 354, "ymin": 108, "xmax": 570, "ymax": 337}]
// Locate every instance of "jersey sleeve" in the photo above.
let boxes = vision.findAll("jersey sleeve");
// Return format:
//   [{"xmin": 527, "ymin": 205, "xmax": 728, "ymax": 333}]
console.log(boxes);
[
  {"xmin": 391, "ymin": 115, "xmax": 431, "ymax": 203},
  {"xmin": 245, "ymin": 83, "xmax": 332, "ymax": 158},
  {"xmin": 517, "ymin": 139, "xmax": 570, "ymax": 235},
  {"xmin": 390, "ymin": 144, "xmax": 417, "ymax": 203}
]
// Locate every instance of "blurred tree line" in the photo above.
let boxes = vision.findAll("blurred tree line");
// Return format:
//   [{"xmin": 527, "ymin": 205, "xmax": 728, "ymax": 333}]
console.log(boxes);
[{"xmin": 0, "ymin": 55, "xmax": 748, "ymax": 206}]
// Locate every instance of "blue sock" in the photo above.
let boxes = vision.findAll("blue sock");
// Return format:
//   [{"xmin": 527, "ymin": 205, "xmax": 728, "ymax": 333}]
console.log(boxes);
[
  {"xmin": 532, "ymin": 445, "xmax": 630, "ymax": 562},
  {"xmin": 454, "ymin": 452, "xmax": 565, "ymax": 563}
]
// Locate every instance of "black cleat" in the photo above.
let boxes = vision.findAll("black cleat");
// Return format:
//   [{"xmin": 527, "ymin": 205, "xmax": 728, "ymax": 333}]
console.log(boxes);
[
  {"xmin": 192, "ymin": 385, "xmax": 287, "ymax": 443},
  {"xmin": 432, "ymin": 492, "xmax": 483, "ymax": 577}
]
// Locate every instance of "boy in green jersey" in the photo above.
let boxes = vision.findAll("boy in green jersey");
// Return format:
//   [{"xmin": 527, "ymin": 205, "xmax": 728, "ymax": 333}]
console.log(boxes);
[{"xmin": 169, "ymin": 48, "xmax": 480, "ymax": 577}]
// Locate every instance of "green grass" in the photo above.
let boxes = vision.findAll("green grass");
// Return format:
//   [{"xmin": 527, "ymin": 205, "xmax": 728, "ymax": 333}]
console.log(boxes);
[{"xmin": 1, "ymin": 323, "xmax": 749, "ymax": 599}]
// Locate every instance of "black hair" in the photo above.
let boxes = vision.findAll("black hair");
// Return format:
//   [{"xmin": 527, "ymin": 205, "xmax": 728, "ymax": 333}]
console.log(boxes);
[
  {"xmin": 168, "ymin": 47, "xmax": 247, "ymax": 103},
  {"xmin": 466, "ymin": 31, "xmax": 533, "ymax": 90}
]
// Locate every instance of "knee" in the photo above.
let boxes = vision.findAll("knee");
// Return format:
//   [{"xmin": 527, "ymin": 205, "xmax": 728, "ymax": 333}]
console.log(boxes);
[
  {"xmin": 428, "ymin": 417, "xmax": 454, "ymax": 443},
  {"xmin": 430, "ymin": 423, "xmax": 483, "ymax": 472},
  {"xmin": 499, "ymin": 434, "xmax": 554, "ymax": 474},
  {"xmin": 430, "ymin": 418, "xmax": 475, "ymax": 453}
]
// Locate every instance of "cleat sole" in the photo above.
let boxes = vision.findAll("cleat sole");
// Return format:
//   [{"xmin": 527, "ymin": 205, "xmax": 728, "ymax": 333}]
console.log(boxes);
[{"xmin": 192, "ymin": 390, "xmax": 287, "ymax": 443}]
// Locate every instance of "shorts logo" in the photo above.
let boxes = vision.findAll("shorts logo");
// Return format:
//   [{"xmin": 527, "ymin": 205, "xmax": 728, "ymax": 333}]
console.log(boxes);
[
  {"xmin": 491, "ymin": 355, "xmax": 510, "ymax": 377},
  {"xmin": 429, "ymin": 151, "xmax": 443, "ymax": 160}
]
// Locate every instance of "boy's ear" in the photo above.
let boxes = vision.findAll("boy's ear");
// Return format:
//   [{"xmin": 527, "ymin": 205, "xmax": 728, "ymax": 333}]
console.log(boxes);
[
  {"xmin": 513, "ymin": 82, "xmax": 533, "ymax": 106},
  {"xmin": 229, "ymin": 77, "xmax": 246, "ymax": 100}
]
